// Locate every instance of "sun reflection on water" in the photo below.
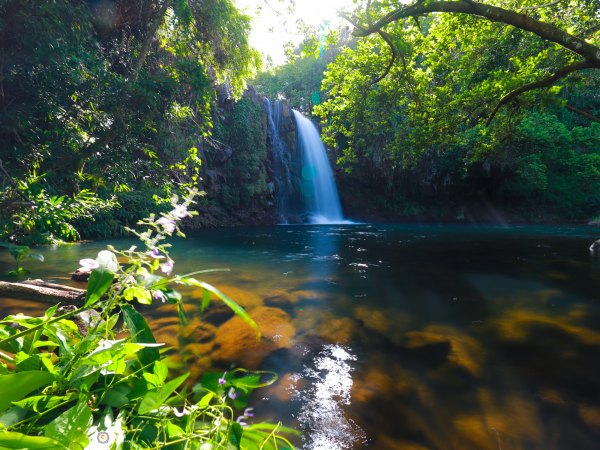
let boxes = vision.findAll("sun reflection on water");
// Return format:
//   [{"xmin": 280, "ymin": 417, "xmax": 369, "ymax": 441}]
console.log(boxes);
[{"xmin": 292, "ymin": 345, "xmax": 365, "ymax": 450}]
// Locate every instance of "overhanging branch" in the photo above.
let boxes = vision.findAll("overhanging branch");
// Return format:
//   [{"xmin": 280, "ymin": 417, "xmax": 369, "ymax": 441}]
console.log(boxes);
[
  {"xmin": 565, "ymin": 104, "xmax": 600, "ymax": 123},
  {"xmin": 340, "ymin": 12, "xmax": 400, "ymax": 84},
  {"xmin": 485, "ymin": 60, "xmax": 595, "ymax": 126},
  {"xmin": 353, "ymin": 1, "xmax": 600, "ymax": 67}
]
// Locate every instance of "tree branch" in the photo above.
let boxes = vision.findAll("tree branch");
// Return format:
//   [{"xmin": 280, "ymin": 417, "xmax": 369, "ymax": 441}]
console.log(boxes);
[
  {"xmin": 130, "ymin": 0, "xmax": 170, "ymax": 81},
  {"xmin": 353, "ymin": 1, "xmax": 600, "ymax": 67},
  {"xmin": 565, "ymin": 104, "xmax": 600, "ymax": 123},
  {"xmin": 341, "ymin": 12, "xmax": 400, "ymax": 84},
  {"xmin": 485, "ymin": 60, "xmax": 595, "ymax": 126},
  {"xmin": 373, "ymin": 30, "xmax": 399, "ymax": 83}
]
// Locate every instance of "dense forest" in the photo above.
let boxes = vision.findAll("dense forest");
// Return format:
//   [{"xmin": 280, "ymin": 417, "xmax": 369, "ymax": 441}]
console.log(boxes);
[
  {"xmin": 1, "ymin": 0, "xmax": 598, "ymax": 245},
  {"xmin": 0, "ymin": 0, "xmax": 265, "ymax": 244}
]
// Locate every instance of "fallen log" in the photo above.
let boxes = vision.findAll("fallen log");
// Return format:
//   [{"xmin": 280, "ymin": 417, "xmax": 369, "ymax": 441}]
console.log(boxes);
[{"xmin": 0, "ymin": 279, "xmax": 85, "ymax": 305}]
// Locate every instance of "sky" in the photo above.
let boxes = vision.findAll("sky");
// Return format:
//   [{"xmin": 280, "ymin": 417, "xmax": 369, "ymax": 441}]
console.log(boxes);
[{"xmin": 234, "ymin": 0, "xmax": 355, "ymax": 67}]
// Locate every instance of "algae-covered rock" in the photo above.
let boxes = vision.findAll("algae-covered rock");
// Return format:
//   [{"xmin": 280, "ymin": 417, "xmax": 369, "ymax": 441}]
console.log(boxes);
[{"xmin": 211, "ymin": 306, "xmax": 296, "ymax": 368}]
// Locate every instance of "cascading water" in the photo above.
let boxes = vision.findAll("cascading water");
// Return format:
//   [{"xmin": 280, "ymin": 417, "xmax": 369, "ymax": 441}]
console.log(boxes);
[
  {"xmin": 293, "ymin": 110, "xmax": 345, "ymax": 224},
  {"xmin": 264, "ymin": 98, "xmax": 295, "ymax": 222}
]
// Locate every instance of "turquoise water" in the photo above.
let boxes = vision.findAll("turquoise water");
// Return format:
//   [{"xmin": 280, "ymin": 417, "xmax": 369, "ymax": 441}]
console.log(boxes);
[{"xmin": 2, "ymin": 224, "xmax": 600, "ymax": 449}]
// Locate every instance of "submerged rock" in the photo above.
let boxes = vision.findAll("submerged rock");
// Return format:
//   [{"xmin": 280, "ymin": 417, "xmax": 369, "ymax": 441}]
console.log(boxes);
[
  {"xmin": 211, "ymin": 306, "xmax": 295, "ymax": 368},
  {"xmin": 403, "ymin": 325, "xmax": 484, "ymax": 377},
  {"xmin": 354, "ymin": 305, "xmax": 414, "ymax": 346}
]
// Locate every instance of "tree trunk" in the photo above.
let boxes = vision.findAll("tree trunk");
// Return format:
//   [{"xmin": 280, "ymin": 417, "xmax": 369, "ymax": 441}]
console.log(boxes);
[{"xmin": 0, "ymin": 280, "xmax": 85, "ymax": 305}]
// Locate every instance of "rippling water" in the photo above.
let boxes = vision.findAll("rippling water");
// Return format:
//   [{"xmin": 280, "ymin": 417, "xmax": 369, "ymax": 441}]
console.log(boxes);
[{"xmin": 2, "ymin": 224, "xmax": 600, "ymax": 449}]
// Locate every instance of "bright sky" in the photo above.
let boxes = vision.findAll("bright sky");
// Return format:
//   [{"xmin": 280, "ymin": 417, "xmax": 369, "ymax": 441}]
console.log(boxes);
[{"xmin": 234, "ymin": 0, "xmax": 355, "ymax": 67}]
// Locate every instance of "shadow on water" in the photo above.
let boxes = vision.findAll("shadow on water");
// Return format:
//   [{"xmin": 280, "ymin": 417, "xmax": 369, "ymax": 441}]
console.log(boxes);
[{"xmin": 2, "ymin": 224, "xmax": 600, "ymax": 449}]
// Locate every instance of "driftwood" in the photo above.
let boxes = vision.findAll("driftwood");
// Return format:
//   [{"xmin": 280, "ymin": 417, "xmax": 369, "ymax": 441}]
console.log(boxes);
[{"xmin": 0, "ymin": 279, "xmax": 85, "ymax": 305}]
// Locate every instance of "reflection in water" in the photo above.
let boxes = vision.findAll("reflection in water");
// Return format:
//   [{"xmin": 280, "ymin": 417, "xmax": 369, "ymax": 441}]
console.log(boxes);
[{"xmin": 292, "ymin": 345, "xmax": 365, "ymax": 450}]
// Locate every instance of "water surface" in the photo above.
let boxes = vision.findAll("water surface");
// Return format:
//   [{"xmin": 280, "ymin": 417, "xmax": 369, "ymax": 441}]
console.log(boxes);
[{"xmin": 2, "ymin": 224, "xmax": 600, "ymax": 449}]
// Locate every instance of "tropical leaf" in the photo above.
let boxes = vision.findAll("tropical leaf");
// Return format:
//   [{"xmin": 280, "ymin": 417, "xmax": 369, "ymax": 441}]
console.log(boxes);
[
  {"xmin": 177, "ymin": 277, "xmax": 260, "ymax": 339},
  {"xmin": 0, "ymin": 431, "xmax": 68, "ymax": 449},
  {"xmin": 138, "ymin": 373, "xmax": 189, "ymax": 415},
  {"xmin": 44, "ymin": 401, "xmax": 92, "ymax": 450},
  {"xmin": 0, "ymin": 371, "xmax": 55, "ymax": 413},
  {"xmin": 84, "ymin": 268, "xmax": 114, "ymax": 307},
  {"xmin": 122, "ymin": 305, "xmax": 160, "ymax": 368}
]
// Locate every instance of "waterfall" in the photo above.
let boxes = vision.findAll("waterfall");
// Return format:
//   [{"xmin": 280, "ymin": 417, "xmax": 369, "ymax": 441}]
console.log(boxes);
[
  {"xmin": 293, "ymin": 110, "xmax": 345, "ymax": 224},
  {"xmin": 264, "ymin": 98, "xmax": 294, "ymax": 223}
]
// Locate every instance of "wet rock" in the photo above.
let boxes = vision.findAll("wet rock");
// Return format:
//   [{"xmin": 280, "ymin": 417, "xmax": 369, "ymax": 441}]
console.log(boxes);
[
  {"xmin": 211, "ymin": 306, "xmax": 295, "ymax": 368},
  {"xmin": 354, "ymin": 306, "xmax": 414, "ymax": 346},
  {"xmin": 293, "ymin": 308, "xmax": 358, "ymax": 344},
  {"xmin": 351, "ymin": 367, "xmax": 395, "ymax": 404},
  {"xmin": 493, "ymin": 309, "xmax": 600, "ymax": 345},
  {"xmin": 152, "ymin": 324, "xmax": 181, "ymax": 349},
  {"xmin": 474, "ymin": 389, "xmax": 544, "ymax": 448},
  {"xmin": 71, "ymin": 268, "xmax": 91, "ymax": 282},
  {"xmin": 180, "ymin": 320, "xmax": 216, "ymax": 343},
  {"xmin": 263, "ymin": 289, "xmax": 297, "ymax": 309},
  {"xmin": 292, "ymin": 289, "xmax": 327, "ymax": 305},
  {"xmin": 222, "ymin": 285, "xmax": 265, "ymax": 308},
  {"xmin": 184, "ymin": 342, "xmax": 214, "ymax": 358},
  {"xmin": 201, "ymin": 303, "xmax": 236, "ymax": 326},
  {"xmin": 260, "ymin": 372, "xmax": 301, "ymax": 403},
  {"xmin": 373, "ymin": 435, "xmax": 430, "ymax": 450},
  {"xmin": 579, "ymin": 404, "xmax": 600, "ymax": 429},
  {"xmin": 319, "ymin": 318, "xmax": 357, "ymax": 344},
  {"xmin": 403, "ymin": 325, "xmax": 484, "ymax": 377}
]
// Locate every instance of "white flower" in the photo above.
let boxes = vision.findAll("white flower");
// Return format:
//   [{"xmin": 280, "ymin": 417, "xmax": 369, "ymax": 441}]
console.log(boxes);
[
  {"xmin": 171, "ymin": 204, "xmax": 190, "ymax": 219},
  {"xmin": 160, "ymin": 259, "xmax": 174, "ymax": 275},
  {"xmin": 79, "ymin": 258, "xmax": 99, "ymax": 270},
  {"xmin": 157, "ymin": 217, "xmax": 176, "ymax": 233}
]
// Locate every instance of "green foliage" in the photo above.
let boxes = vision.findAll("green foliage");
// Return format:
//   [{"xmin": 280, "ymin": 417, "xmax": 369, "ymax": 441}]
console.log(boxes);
[
  {"xmin": 0, "ymin": 243, "xmax": 44, "ymax": 277},
  {"xmin": 253, "ymin": 27, "xmax": 352, "ymax": 114},
  {"xmin": 0, "ymin": 0, "xmax": 260, "ymax": 239},
  {"xmin": 0, "ymin": 172, "xmax": 117, "ymax": 245},
  {"xmin": 254, "ymin": 57, "xmax": 328, "ymax": 114},
  {"xmin": 0, "ymin": 190, "xmax": 298, "ymax": 449},
  {"xmin": 314, "ymin": 0, "xmax": 600, "ymax": 221}
]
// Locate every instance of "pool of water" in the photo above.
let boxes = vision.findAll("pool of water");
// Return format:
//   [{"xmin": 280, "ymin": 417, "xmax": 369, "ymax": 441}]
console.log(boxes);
[{"xmin": 2, "ymin": 224, "xmax": 600, "ymax": 449}]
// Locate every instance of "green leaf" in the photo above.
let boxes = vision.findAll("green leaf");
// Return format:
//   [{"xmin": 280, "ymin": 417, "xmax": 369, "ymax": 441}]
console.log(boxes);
[
  {"xmin": 100, "ymin": 385, "xmax": 131, "ymax": 408},
  {"xmin": 123, "ymin": 286, "xmax": 152, "ymax": 305},
  {"xmin": 197, "ymin": 392, "xmax": 214, "ymax": 409},
  {"xmin": 228, "ymin": 422, "xmax": 243, "ymax": 447},
  {"xmin": 26, "ymin": 253, "xmax": 44, "ymax": 262},
  {"xmin": 45, "ymin": 401, "xmax": 92, "ymax": 450},
  {"xmin": 166, "ymin": 421, "xmax": 184, "ymax": 439},
  {"xmin": 0, "ymin": 431, "xmax": 68, "ymax": 449},
  {"xmin": 138, "ymin": 372, "xmax": 189, "ymax": 415},
  {"xmin": 84, "ymin": 268, "xmax": 114, "ymax": 307},
  {"xmin": 178, "ymin": 278, "xmax": 260, "ymax": 339},
  {"xmin": 122, "ymin": 305, "xmax": 160, "ymax": 368},
  {"xmin": 153, "ymin": 360, "xmax": 168, "ymax": 383},
  {"xmin": 15, "ymin": 353, "xmax": 41, "ymax": 372},
  {"xmin": 0, "ymin": 371, "xmax": 55, "ymax": 413},
  {"xmin": 12, "ymin": 394, "xmax": 76, "ymax": 413},
  {"xmin": 0, "ymin": 407, "xmax": 27, "ymax": 428},
  {"xmin": 163, "ymin": 288, "xmax": 182, "ymax": 304},
  {"xmin": 200, "ymin": 288, "xmax": 211, "ymax": 312}
]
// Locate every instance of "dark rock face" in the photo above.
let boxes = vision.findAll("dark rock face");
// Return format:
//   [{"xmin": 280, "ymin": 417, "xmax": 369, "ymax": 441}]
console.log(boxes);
[
  {"xmin": 190, "ymin": 87, "xmax": 302, "ymax": 228},
  {"xmin": 262, "ymin": 97, "xmax": 308, "ymax": 223}
]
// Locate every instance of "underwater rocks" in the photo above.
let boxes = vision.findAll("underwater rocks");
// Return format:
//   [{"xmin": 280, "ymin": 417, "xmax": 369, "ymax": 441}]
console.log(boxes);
[{"xmin": 211, "ymin": 306, "xmax": 296, "ymax": 368}]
